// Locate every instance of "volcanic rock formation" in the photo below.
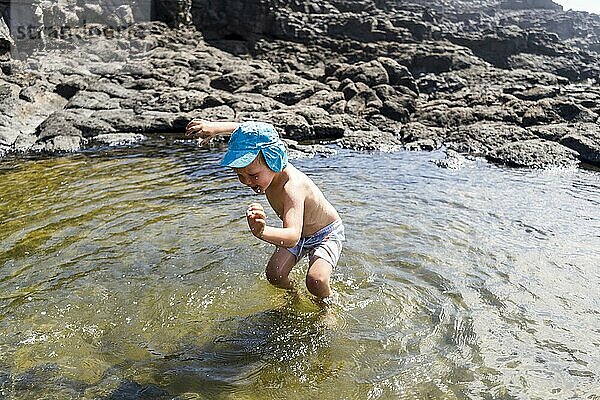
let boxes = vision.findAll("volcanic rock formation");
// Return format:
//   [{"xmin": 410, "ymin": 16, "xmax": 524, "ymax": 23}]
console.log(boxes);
[{"xmin": 0, "ymin": 0, "xmax": 598, "ymax": 168}]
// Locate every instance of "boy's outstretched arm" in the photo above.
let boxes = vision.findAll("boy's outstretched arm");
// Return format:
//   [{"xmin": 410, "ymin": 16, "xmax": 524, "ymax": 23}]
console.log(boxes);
[
  {"xmin": 185, "ymin": 120, "xmax": 239, "ymax": 144},
  {"xmin": 247, "ymin": 199, "xmax": 303, "ymax": 248}
]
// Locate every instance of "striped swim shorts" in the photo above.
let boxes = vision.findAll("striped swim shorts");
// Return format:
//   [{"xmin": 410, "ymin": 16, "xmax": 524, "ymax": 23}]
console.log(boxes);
[{"xmin": 287, "ymin": 219, "xmax": 345, "ymax": 267}]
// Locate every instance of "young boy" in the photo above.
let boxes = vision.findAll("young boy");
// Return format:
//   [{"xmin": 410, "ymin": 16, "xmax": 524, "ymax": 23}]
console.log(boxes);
[{"xmin": 185, "ymin": 120, "xmax": 345, "ymax": 299}]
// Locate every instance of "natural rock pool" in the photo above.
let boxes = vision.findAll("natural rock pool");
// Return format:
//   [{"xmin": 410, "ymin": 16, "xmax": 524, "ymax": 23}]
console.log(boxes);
[{"xmin": 0, "ymin": 141, "xmax": 598, "ymax": 399}]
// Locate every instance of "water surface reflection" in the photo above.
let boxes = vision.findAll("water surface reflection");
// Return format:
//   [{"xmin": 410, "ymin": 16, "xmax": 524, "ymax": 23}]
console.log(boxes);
[{"xmin": 0, "ymin": 141, "xmax": 598, "ymax": 399}]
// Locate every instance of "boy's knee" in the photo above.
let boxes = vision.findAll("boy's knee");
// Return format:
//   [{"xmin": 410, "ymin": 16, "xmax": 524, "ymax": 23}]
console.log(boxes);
[
  {"xmin": 306, "ymin": 270, "xmax": 330, "ymax": 296},
  {"xmin": 265, "ymin": 266, "xmax": 287, "ymax": 287}
]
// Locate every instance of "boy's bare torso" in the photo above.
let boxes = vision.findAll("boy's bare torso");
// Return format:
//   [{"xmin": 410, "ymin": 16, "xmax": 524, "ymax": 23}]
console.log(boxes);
[{"xmin": 265, "ymin": 164, "xmax": 340, "ymax": 237}]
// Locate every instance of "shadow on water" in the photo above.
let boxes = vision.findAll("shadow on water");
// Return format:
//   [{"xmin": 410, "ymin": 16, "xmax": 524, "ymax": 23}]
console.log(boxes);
[{"xmin": 103, "ymin": 299, "xmax": 334, "ymax": 399}]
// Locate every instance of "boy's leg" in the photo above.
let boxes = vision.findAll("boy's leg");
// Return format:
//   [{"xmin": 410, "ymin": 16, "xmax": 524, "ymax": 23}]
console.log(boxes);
[
  {"xmin": 265, "ymin": 247, "xmax": 297, "ymax": 290},
  {"xmin": 306, "ymin": 257, "xmax": 333, "ymax": 298}
]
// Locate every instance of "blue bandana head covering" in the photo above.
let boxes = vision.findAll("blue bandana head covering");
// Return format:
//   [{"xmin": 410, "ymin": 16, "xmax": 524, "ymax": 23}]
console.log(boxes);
[{"xmin": 220, "ymin": 122, "xmax": 288, "ymax": 172}]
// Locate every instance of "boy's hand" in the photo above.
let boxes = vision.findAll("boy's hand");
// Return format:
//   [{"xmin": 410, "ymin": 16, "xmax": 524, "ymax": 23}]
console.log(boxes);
[
  {"xmin": 185, "ymin": 119, "xmax": 213, "ymax": 145},
  {"xmin": 186, "ymin": 120, "xmax": 239, "ymax": 145},
  {"xmin": 246, "ymin": 203, "xmax": 266, "ymax": 238}
]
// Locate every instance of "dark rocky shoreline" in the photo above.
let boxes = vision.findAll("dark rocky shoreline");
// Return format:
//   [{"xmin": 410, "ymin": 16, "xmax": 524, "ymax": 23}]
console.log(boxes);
[{"xmin": 0, "ymin": 0, "xmax": 599, "ymax": 169}]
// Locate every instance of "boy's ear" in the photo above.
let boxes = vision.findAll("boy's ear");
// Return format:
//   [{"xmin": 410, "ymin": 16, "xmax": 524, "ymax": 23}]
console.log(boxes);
[{"xmin": 256, "ymin": 151, "xmax": 265, "ymax": 165}]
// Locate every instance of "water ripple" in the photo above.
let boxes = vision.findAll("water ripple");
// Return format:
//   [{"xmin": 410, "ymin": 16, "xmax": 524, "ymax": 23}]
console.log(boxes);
[{"xmin": 0, "ymin": 144, "xmax": 598, "ymax": 399}]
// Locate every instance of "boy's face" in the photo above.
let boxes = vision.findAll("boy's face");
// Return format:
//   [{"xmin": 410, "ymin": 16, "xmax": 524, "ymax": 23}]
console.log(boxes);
[{"xmin": 233, "ymin": 155, "xmax": 275, "ymax": 194}]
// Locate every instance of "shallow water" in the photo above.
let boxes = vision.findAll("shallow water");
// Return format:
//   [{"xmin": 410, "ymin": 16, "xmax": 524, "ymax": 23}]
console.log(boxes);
[{"xmin": 0, "ymin": 140, "xmax": 599, "ymax": 399}]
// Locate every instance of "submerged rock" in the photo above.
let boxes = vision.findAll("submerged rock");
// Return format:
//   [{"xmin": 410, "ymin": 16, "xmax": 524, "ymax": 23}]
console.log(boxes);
[
  {"xmin": 432, "ymin": 149, "xmax": 470, "ymax": 169},
  {"xmin": 93, "ymin": 133, "xmax": 147, "ymax": 146}
]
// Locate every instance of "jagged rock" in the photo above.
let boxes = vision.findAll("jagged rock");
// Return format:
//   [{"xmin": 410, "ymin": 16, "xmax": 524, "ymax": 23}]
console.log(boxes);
[
  {"xmin": 93, "ymin": 133, "xmax": 147, "ymax": 146},
  {"xmin": 0, "ymin": 0, "xmax": 598, "ymax": 172},
  {"xmin": 105, "ymin": 5, "xmax": 136, "ymax": 27},
  {"xmin": 340, "ymin": 79, "xmax": 358, "ymax": 100},
  {"xmin": 374, "ymin": 84, "xmax": 416, "ymax": 122},
  {"xmin": 262, "ymin": 107, "xmax": 345, "ymax": 141},
  {"xmin": 191, "ymin": 0, "xmax": 275, "ymax": 41},
  {"xmin": 74, "ymin": 115, "xmax": 117, "ymax": 138},
  {"xmin": 528, "ymin": 123, "xmax": 577, "ymax": 141},
  {"xmin": 55, "ymin": 78, "xmax": 91, "ymax": 100},
  {"xmin": 210, "ymin": 70, "xmax": 275, "ymax": 93},
  {"xmin": 500, "ymin": 0, "xmax": 562, "ymax": 11},
  {"xmin": 366, "ymin": 113, "xmax": 401, "ymax": 133},
  {"xmin": 296, "ymin": 90, "xmax": 345, "ymax": 110},
  {"xmin": 226, "ymin": 92, "xmax": 281, "ymax": 114},
  {"xmin": 36, "ymin": 110, "xmax": 86, "ymax": 139},
  {"xmin": 13, "ymin": 133, "xmax": 37, "ymax": 153},
  {"xmin": 123, "ymin": 77, "xmax": 165, "ymax": 91},
  {"xmin": 522, "ymin": 103, "xmax": 559, "ymax": 126},
  {"xmin": 32, "ymin": 135, "xmax": 87, "ymax": 154},
  {"xmin": 267, "ymin": 112, "xmax": 312, "ymax": 141},
  {"xmin": 0, "ymin": 128, "xmax": 20, "ymax": 148},
  {"xmin": 448, "ymin": 27, "xmax": 528, "ymax": 69},
  {"xmin": 332, "ymin": 60, "xmax": 390, "ymax": 87},
  {"xmin": 400, "ymin": 121, "xmax": 444, "ymax": 150},
  {"xmin": 415, "ymin": 102, "xmax": 478, "ymax": 127},
  {"xmin": 283, "ymin": 138, "xmax": 338, "ymax": 158},
  {"xmin": 152, "ymin": 0, "xmax": 192, "ymax": 27},
  {"xmin": 508, "ymin": 53, "xmax": 600, "ymax": 81},
  {"xmin": 417, "ymin": 72, "xmax": 466, "ymax": 94},
  {"xmin": 337, "ymin": 129, "xmax": 402, "ymax": 151},
  {"xmin": 433, "ymin": 149, "xmax": 469, "ymax": 168},
  {"xmin": 511, "ymin": 85, "xmax": 560, "ymax": 101},
  {"xmin": 89, "ymin": 80, "xmax": 138, "ymax": 99},
  {"xmin": 261, "ymin": 83, "xmax": 319, "ymax": 106},
  {"xmin": 1, "ymin": 15, "xmax": 13, "ymax": 56},
  {"xmin": 522, "ymin": 99, "xmax": 598, "ymax": 126},
  {"xmin": 447, "ymin": 26, "xmax": 591, "ymax": 74},
  {"xmin": 66, "ymin": 91, "xmax": 116, "ymax": 110},
  {"xmin": 328, "ymin": 99, "xmax": 346, "ymax": 114},
  {"xmin": 194, "ymin": 105, "xmax": 235, "ymax": 121},
  {"xmin": 409, "ymin": 48, "xmax": 475, "ymax": 75},
  {"xmin": 327, "ymin": 14, "xmax": 401, "ymax": 42},
  {"xmin": 19, "ymin": 85, "xmax": 42, "ymax": 102},
  {"xmin": 559, "ymin": 126, "xmax": 600, "ymax": 165},
  {"xmin": 487, "ymin": 139, "xmax": 579, "ymax": 168},
  {"xmin": 445, "ymin": 121, "xmax": 537, "ymax": 155},
  {"xmin": 0, "ymin": 83, "xmax": 17, "ymax": 121},
  {"xmin": 342, "ymin": 81, "xmax": 380, "ymax": 115},
  {"xmin": 404, "ymin": 138, "xmax": 437, "ymax": 151},
  {"xmin": 377, "ymin": 57, "xmax": 418, "ymax": 92},
  {"xmin": 294, "ymin": 106, "xmax": 346, "ymax": 140}
]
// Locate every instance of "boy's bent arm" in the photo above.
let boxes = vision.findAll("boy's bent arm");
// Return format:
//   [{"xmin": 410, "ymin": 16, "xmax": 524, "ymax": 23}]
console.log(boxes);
[
  {"xmin": 185, "ymin": 120, "xmax": 239, "ymax": 141},
  {"xmin": 253, "ymin": 191, "xmax": 304, "ymax": 248},
  {"xmin": 202, "ymin": 121, "xmax": 240, "ymax": 135},
  {"xmin": 259, "ymin": 226, "xmax": 301, "ymax": 248}
]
